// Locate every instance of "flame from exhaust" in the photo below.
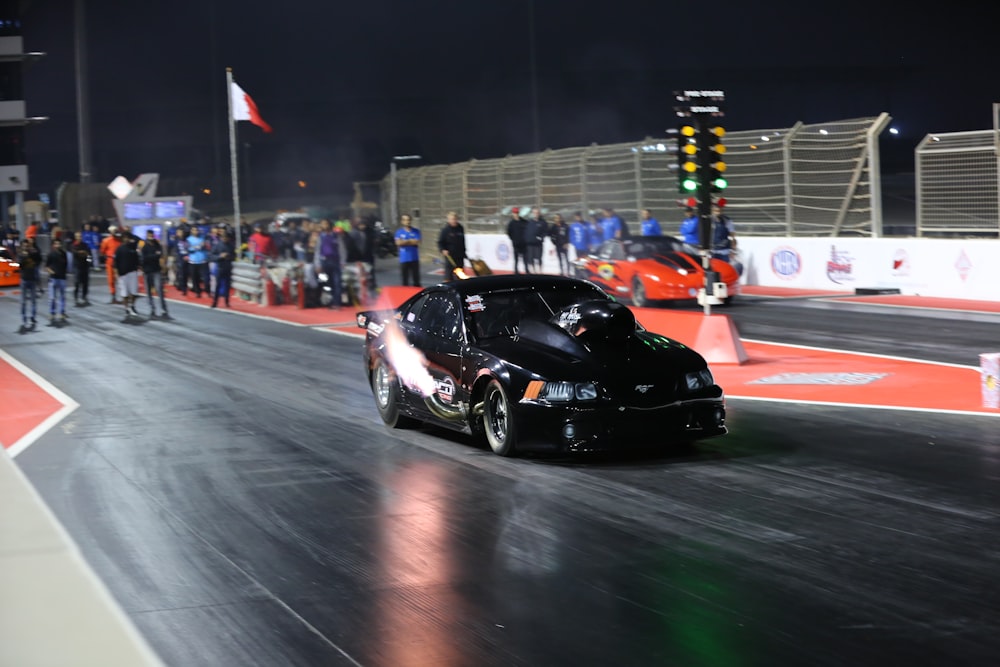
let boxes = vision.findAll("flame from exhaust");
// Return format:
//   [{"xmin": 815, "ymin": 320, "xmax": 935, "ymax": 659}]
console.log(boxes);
[{"xmin": 382, "ymin": 319, "xmax": 437, "ymax": 397}]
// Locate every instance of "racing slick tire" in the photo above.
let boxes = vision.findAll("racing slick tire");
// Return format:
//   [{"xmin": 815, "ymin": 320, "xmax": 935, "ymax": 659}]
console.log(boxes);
[
  {"xmin": 483, "ymin": 379, "xmax": 518, "ymax": 457},
  {"xmin": 372, "ymin": 359, "xmax": 416, "ymax": 429},
  {"xmin": 631, "ymin": 277, "xmax": 649, "ymax": 307}
]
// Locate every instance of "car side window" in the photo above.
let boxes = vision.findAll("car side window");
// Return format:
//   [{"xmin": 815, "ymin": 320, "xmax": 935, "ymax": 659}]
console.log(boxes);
[
  {"xmin": 399, "ymin": 293, "xmax": 429, "ymax": 326},
  {"xmin": 419, "ymin": 294, "xmax": 463, "ymax": 340},
  {"xmin": 608, "ymin": 241, "xmax": 626, "ymax": 261}
]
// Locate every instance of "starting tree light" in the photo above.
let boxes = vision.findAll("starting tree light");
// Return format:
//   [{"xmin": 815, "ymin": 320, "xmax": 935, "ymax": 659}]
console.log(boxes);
[
  {"xmin": 701, "ymin": 123, "xmax": 728, "ymax": 192},
  {"xmin": 677, "ymin": 121, "xmax": 699, "ymax": 194}
]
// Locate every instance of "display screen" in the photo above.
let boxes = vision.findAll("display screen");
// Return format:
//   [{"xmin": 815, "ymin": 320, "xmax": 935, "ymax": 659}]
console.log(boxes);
[
  {"xmin": 123, "ymin": 202, "xmax": 154, "ymax": 220},
  {"xmin": 154, "ymin": 200, "xmax": 186, "ymax": 219},
  {"xmin": 130, "ymin": 224, "xmax": 161, "ymax": 240}
]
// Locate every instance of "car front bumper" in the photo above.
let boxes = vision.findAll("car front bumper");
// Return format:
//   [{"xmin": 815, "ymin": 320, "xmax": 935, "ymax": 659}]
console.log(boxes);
[{"xmin": 513, "ymin": 395, "xmax": 727, "ymax": 452}]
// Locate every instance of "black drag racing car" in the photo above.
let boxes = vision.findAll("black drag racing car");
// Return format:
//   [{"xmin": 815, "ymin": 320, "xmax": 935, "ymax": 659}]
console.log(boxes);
[{"xmin": 357, "ymin": 274, "xmax": 726, "ymax": 456}]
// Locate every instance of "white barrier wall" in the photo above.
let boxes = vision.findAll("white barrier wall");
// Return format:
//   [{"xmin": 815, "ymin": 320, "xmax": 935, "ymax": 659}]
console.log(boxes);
[
  {"xmin": 464, "ymin": 234, "xmax": 571, "ymax": 275},
  {"xmin": 736, "ymin": 237, "xmax": 1000, "ymax": 301},
  {"xmin": 463, "ymin": 233, "xmax": 1000, "ymax": 302}
]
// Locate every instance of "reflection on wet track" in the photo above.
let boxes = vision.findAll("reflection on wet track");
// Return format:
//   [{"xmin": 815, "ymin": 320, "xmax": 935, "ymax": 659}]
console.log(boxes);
[{"xmin": 3, "ymin": 284, "xmax": 1000, "ymax": 666}]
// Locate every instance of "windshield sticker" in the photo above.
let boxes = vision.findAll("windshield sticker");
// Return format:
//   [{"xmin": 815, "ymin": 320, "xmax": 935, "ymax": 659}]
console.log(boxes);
[
  {"xmin": 466, "ymin": 295, "xmax": 485, "ymax": 312},
  {"xmin": 558, "ymin": 306, "xmax": 581, "ymax": 327}
]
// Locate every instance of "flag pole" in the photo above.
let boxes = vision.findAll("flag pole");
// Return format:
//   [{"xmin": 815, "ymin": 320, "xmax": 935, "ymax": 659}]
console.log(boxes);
[{"xmin": 226, "ymin": 67, "xmax": 242, "ymax": 255}]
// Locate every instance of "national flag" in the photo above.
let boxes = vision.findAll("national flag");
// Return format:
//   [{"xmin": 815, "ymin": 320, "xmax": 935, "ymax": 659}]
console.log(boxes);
[{"xmin": 230, "ymin": 81, "xmax": 273, "ymax": 133}]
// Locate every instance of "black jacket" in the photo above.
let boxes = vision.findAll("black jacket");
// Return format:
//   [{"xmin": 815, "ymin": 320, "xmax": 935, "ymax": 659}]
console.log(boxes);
[
  {"xmin": 140, "ymin": 239, "xmax": 164, "ymax": 273},
  {"xmin": 45, "ymin": 248, "xmax": 68, "ymax": 280},
  {"xmin": 114, "ymin": 239, "xmax": 141, "ymax": 275},
  {"xmin": 17, "ymin": 245, "xmax": 41, "ymax": 281},
  {"xmin": 525, "ymin": 217, "xmax": 547, "ymax": 246},
  {"xmin": 506, "ymin": 217, "xmax": 528, "ymax": 249},
  {"xmin": 210, "ymin": 239, "xmax": 236, "ymax": 273},
  {"xmin": 437, "ymin": 222, "xmax": 466, "ymax": 258}
]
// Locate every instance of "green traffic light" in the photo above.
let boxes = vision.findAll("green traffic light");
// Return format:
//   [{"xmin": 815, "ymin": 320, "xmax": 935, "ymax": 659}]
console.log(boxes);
[
  {"xmin": 714, "ymin": 177, "xmax": 728, "ymax": 189},
  {"xmin": 682, "ymin": 178, "xmax": 698, "ymax": 191}
]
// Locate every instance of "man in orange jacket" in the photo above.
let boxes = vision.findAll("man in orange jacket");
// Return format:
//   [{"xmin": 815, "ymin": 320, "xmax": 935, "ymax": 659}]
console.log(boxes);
[{"xmin": 99, "ymin": 226, "xmax": 123, "ymax": 303}]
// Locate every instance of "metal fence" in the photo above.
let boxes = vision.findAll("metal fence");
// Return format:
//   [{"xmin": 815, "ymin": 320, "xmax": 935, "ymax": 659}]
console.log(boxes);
[
  {"xmin": 380, "ymin": 114, "xmax": 891, "ymax": 238},
  {"xmin": 916, "ymin": 128, "xmax": 1000, "ymax": 236}
]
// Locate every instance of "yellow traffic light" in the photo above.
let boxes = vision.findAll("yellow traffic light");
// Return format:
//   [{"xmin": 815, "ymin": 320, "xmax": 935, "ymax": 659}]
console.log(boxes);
[
  {"xmin": 681, "ymin": 125, "xmax": 696, "ymax": 137},
  {"xmin": 683, "ymin": 161, "xmax": 697, "ymax": 173},
  {"xmin": 683, "ymin": 143, "xmax": 697, "ymax": 155},
  {"xmin": 711, "ymin": 126, "xmax": 726, "ymax": 138}
]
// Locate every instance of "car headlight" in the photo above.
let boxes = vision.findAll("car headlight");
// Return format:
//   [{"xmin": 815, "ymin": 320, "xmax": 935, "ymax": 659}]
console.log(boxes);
[
  {"xmin": 524, "ymin": 380, "xmax": 599, "ymax": 402},
  {"xmin": 684, "ymin": 369, "xmax": 714, "ymax": 391}
]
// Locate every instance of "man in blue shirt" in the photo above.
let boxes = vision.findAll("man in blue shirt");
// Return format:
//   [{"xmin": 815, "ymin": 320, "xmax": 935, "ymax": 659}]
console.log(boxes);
[
  {"xmin": 639, "ymin": 209, "xmax": 662, "ymax": 236},
  {"xmin": 600, "ymin": 209, "xmax": 621, "ymax": 242},
  {"xmin": 394, "ymin": 214, "xmax": 422, "ymax": 286},
  {"xmin": 186, "ymin": 225, "xmax": 209, "ymax": 296},
  {"xmin": 568, "ymin": 212, "xmax": 590, "ymax": 260},
  {"xmin": 679, "ymin": 207, "xmax": 700, "ymax": 245},
  {"xmin": 587, "ymin": 213, "xmax": 603, "ymax": 252}
]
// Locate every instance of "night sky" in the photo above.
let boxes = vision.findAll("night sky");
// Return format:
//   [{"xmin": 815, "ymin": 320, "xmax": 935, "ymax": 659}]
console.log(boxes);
[{"xmin": 18, "ymin": 0, "xmax": 1000, "ymax": 206}]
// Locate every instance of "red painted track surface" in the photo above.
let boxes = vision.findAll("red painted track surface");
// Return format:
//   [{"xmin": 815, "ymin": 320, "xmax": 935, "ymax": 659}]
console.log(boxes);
[
  {"xmin": 4, "ymin": 284, "xmax": 998, "ymax": 452},
  {"xmin": 0, "ymin": 357, "xmax": 66, "ymax": 451}
]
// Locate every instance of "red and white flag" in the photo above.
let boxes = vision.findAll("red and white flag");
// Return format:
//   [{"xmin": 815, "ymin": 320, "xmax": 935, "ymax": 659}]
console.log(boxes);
[{"xmin": 230, "ymin": 81, "xmax": 273, "ymax": 133}]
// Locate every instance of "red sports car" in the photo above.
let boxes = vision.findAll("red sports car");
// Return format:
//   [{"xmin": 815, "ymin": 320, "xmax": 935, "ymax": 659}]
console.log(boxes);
[
  {"xmin": 574, "ymin": 236, "xmax": 740, "ymax": 306},
  {"xmin": 0, "ymin": 254, "xmax": 20, "ymax": 287}
]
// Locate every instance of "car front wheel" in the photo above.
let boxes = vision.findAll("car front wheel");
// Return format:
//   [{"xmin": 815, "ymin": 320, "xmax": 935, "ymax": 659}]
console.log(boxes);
[
  {"xmin": 372, "ymin": 359, "xmax": 416, "ymax": 429},
  {"xmin": 632, "ymin": 277, "xmax": 649, "ymax": 307},
  {"xmin": 483, "ymin": 379, "xmax": 518, "ymax": 456}
]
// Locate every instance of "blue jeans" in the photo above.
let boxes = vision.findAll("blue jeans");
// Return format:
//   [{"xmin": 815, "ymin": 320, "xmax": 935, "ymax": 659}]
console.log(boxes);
[
  {"xmin": 213, "ymin": 271, "xmax": 231, "ymax": 305},
  {"xmin": 21, "ymin": 280, "xmax": 37, "ymax": 323},
  {"xmin": 48, "ymin": 278, "xmax": 66, "ymax": 315},
  {"xmin": 145, "ymin": 271, "xmax": 167, "ymax": 312},
  {"xmin": 321, "ymin": 259, "xmax": 342, "ymax": 307}
]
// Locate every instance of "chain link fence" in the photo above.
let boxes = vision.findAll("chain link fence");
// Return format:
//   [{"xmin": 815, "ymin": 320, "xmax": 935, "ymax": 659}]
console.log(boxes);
[
  {"xmin": 916, "ymin": 129, "xmax": 1000, "ymax": 236},
  {"xmin": 381, "ymin": 114, "xmax": 890, "ymax": 239}
]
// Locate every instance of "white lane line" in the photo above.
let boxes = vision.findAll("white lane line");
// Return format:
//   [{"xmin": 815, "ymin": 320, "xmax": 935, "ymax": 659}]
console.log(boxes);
[
  {"xmin": 725, "ymin": 394, "xmax": 1000, "ymax": 417},
  {"xmin": 1, "ymin": 350, "xmax": 80, "ymax": 458},
  {"xmin": 741, "ymin": 337, "xmax": 980, "ymax": 370}
]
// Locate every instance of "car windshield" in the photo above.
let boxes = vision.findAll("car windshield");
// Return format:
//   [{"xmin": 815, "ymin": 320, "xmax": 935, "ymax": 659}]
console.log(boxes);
[
  {"xmin": 626, "ymin": 236, "xmax": 690, "ymax": 258},
  {"xmin": 467, "ymin": 284, "xmax": 610, "ymax": 339}
]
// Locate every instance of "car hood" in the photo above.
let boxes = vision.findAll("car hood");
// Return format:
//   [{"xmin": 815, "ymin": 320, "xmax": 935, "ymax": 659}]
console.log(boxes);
[{"xmin": 477, "ymin": 320, "xmax": 710, "ymax": 382}]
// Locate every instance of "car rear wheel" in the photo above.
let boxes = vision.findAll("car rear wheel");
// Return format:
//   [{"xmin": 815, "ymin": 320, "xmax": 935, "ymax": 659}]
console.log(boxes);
[
  {"xmin": 483, "ymin": 379, "xmax": 517, "ymax": 456},
  {"xmin": 372, "ymin": 359, "xmax": 416, "ymax": 429},
  {"xmin": 632, "ymin": 277, "xmax": 649, "ymax": 307}
]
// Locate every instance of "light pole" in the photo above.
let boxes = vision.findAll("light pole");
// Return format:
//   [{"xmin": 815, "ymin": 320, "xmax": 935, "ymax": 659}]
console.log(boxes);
[{"xmin": 390, "ymin": 154, "xmax": 422, "ymax": 226}]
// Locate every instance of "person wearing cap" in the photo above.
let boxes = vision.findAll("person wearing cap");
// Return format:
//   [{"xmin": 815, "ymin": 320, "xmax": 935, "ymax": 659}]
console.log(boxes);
[
  {"xmin": 99, "ymin": 226, "xmax": 123, "ymax": 303},
  {"xmin": 506, "ymin": 207, "xmax": 530, "ymax": 274}
]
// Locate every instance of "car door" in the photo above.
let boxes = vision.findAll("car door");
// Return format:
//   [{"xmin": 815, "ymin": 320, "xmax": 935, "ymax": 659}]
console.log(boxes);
[
  {"xmin": 591, "ymin": 240, "xmax": 631, "ymax": 298},
  {"xmin": 404, "ymin": 292, "xmax": 468, "ymax": 422}
]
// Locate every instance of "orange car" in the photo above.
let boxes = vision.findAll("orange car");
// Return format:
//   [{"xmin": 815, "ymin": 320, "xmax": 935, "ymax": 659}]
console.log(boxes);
[
  {"xmin": 0, "ymin": 254, "xmax": 20, "ymax": 287},
  {"xmin": 574, "ymin": 237, "xmax": 740, "ymax": 306}
]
